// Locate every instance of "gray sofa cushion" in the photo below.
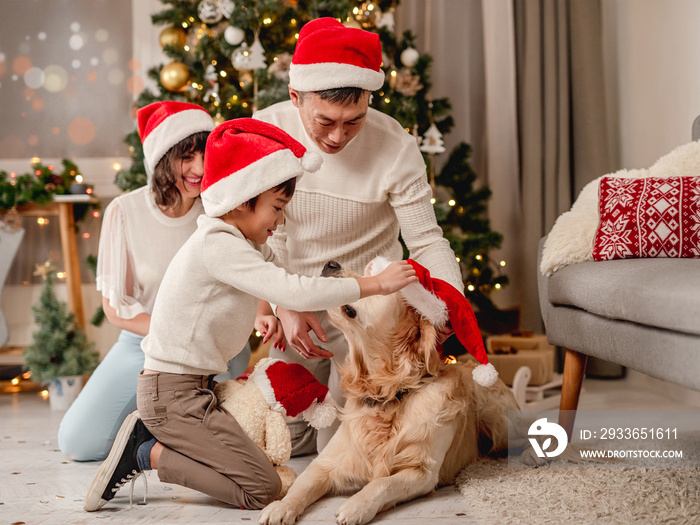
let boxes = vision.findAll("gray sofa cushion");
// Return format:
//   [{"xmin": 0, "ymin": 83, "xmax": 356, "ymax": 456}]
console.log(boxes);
[{"xmin": 548, "ymin": 257, "xmax": 700, "ymax": 336}]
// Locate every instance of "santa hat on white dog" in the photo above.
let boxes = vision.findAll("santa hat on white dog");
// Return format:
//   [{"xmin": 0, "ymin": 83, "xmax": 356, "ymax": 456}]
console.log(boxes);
[
  {"xmin": 369, "ymin": 256, "xmax": 498, "ymax": 387},
  {"xmin": 201, "ymin": 118, "xmax": 322, "ymax": 217},
  {"xmin": 289, "ymin": 17, "xmax": 384, "ymax": 92},
  {"xmin": 250, "ymin": 358, "xmax": 337, "ymax": 429},
  {"xmin": 138, "ymin": 101, "xmax": 214, "ymax": 182}
]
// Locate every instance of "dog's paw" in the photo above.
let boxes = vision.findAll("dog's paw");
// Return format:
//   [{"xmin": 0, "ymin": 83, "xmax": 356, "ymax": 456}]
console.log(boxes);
[
  {"xmin": 518, "ymin": 447, "xmax": 546, "ymax": 467},
  {"xmin": 335, "ymin": 498, "xmax": 377, "ymax": 525},
  {"xmin": 258, "ymin": 500, "xmax": 298, "ymax": 525}
]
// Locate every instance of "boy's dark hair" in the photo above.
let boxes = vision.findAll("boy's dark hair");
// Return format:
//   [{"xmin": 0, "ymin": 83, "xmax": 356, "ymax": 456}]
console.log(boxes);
[
  {"xmin": 299, "ymin": 87, "xmax": 367, "ymax": 106},
  {"xmin": 244, "ymin": 177, "xmax": 297, "ymax": 211},
  {"xmin": 152, "ymin": 131, "xmax": 209, "ymax": 208}
]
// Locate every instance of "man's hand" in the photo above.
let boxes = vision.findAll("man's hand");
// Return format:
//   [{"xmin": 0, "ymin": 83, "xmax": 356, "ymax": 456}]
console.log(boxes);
[
  {"xmin": 276, "ymin": 308, "xmax": 333, "ymax": 359},
  {"xmin": 436, "ymin": 321, "xmax": 454, "ymax": 345}
]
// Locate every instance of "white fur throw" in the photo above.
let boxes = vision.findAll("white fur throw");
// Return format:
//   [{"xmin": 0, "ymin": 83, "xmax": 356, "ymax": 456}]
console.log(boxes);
[{"xmin": 540, "ymin": 140, "xmax": 700, "ymax": 276}]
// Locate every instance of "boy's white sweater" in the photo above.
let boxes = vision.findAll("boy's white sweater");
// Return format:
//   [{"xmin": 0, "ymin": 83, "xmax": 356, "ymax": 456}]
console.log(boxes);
[{"xmin": 142, "ymin": 215, "xmax": 360, "ymax": 376}]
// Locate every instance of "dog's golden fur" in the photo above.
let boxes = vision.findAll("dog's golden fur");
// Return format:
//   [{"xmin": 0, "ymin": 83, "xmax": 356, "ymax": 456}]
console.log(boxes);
[{"xmin": 259, "ymin": 264, "xmax": 520, "ymax": 525}]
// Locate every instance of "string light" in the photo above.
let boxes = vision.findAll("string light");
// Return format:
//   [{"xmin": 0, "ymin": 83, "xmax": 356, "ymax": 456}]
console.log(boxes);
[
  {"xmin": 500, "ymin": 260, "xmax": 506, "ymax": 267},
  {"xmin": 41, "ymin": 389, "xmax": 49, "ymax": 399},
  {"xmin": 11, "ymin": 377, "xmax": 20, "ymax": 386},
  {"xmin": 37, "ymin": 217, "xmax": 49, "ymax": 226},
  {"xmin": 75, "ymin": 174, "xmax": 83, "ymax": 183},
  {"xmin": 475, "ymin": 255, "xmax": 482, "ymax": 261},
  {"xmin": 56, "ymin": 272, "xmax": 66, "ymax": 279},
  {"xmin": 263, "ymin": 17, "xmax": 272, "ymax": 24},
  {"xmin": 31, "ymin": 157, "xmax": 41, "ymax": 164},
  {"xmin": 93, "ymin": 211, "xmax": 100, "ymax": 218},
  {"xmin": 430, "ymin": 198, "xmax": 436, "ymax": 204},
  {"xmin": 82, "ymin": 233, "xmax": 90, "ymax": 239},
  {"xmin": 467, "ymin": 284, "xmax": 475, "ymax": 291},
  {"xmin": 112, "ymin": 162, "xmax": 121, "ymax": 171},
  {"xmin": 448, "ymin": 199, "xmax": 456, "ymax": 206}
]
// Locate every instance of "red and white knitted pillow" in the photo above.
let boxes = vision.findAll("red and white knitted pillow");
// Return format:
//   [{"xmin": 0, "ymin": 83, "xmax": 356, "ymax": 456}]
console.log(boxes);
[{"xmin": 592, "ymin": 176, "xmax": 700, "ymax": 260}]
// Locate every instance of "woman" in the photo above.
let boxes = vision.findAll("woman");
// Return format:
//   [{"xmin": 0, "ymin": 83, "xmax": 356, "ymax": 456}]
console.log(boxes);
[{"xmin": 58, "ymin": 101, "xmax": 250, "ymax": 462}]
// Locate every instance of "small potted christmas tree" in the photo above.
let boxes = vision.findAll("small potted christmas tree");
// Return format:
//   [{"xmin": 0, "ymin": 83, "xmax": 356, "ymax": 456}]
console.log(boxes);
[{"xmin": 24, "ymin": 260, "xmax": 99, "ymax": 410}]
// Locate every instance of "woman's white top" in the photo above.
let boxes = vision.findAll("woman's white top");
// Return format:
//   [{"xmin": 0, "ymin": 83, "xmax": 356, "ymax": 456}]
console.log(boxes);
[{"xmin": 96, "ymin": 186, "xmax": 203, "ymax": 320}]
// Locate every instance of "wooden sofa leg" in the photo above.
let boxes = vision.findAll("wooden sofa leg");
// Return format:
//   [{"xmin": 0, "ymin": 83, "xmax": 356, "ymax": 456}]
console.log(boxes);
[{"xmin": 558, "ymin": 348, "xmax": 588, "ymax": 440}]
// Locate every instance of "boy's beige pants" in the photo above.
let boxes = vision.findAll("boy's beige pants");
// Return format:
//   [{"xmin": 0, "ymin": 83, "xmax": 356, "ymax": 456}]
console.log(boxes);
[{"xmin": 137, "ymin": 371, "xmax": 281, "ymax": 509}]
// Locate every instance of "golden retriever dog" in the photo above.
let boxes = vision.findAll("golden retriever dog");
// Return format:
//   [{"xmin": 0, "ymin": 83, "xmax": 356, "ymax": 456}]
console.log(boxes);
[{"xmin": 258, "ymin": 260, "xmax": 520, "ymax": 525}]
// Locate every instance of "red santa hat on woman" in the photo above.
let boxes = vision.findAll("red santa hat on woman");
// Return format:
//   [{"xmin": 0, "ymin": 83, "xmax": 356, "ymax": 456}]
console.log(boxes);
[
  {"xmin": 250, "ymin": 358, "xmax": 337, "ymax": 429},
  {"xmin": 289, "ymin": 17, "xmax": 384, "ymax": 92},
  {"xmin": 201, "ymin": 118, "xmax": 322, "ymax": 217},
  {"xmin": 368, "ymin": 256, "xmax": 499, "ymax": 387},
  {"xmin": 137, "ymin": 101, "xmax": 215, "ymax": 181}
]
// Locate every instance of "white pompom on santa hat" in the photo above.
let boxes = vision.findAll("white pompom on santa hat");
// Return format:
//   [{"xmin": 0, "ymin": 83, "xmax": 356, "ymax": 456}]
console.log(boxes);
[
  {"xmin": 201, "ymin": 118, "xmax": 322, "ymax": 217},
  {"xmin": 289, "ymin": 17, "xmax": 385, "ymax": 93},
  {"xmin": 250, "ymin": 358, "xmax": 338, "ymax": 429},
  {"xmin": 368, "ymin": 256, "xmax": 499, "ymax": 387},
  {"xmin": 137, "ymin": 101, "xmax": 215, "ymax": 182}
]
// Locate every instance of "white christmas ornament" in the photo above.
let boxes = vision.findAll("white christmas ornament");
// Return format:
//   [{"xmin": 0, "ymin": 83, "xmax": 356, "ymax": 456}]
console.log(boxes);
[
  {"xmin": 420, "ymin": 123, "xmax": 446, "ymax": 154},
  {"xmin": 224, "ymin": 25, "xmax": 245, "ymax": 45},
  {"xmin": 247, "ymin": 37, "xmax": 267, "ymax": 70},
  {"xmin": 232, "ymin": 43, "xmax": 252, "ymax": 71},
  {"xmin": 218, "ymin": 0, "xmax": 235, "ymax": 19},
  {"xmin": 400, "ymin": 47, "xmax": 420, "ymax": 67},
  {"xmin": 376, "ymin": 7, "xmax": 395, "ymax": 32},
  {"xmin": 198, "ymin": 0, "xmax": 223, "ymax": 24}
]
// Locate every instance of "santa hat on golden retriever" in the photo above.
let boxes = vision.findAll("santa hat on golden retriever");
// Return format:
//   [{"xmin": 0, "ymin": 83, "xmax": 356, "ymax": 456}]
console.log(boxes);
[{"xmin": 369, "ymin": 256, "xmax": 498, "ymax": 387}]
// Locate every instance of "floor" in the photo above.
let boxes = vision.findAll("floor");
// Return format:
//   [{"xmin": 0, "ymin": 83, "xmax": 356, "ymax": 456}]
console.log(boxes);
[{"xmin": 2, "ymin": 371, "xmax": 700, "ymax": 525}]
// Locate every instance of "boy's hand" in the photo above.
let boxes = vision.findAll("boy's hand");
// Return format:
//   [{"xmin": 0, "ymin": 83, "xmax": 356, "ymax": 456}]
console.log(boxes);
[
  {"xmin": 254, "ymin": 314, "xmax": 287, "ymax": 351},
  {"xmin": 360, "ymin": 261, "xmax": 418, "ymax": 297}
]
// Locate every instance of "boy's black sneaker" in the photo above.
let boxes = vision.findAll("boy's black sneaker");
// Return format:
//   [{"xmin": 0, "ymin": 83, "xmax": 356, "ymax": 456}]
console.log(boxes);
[{"xmin": 84, "ymin": 410, "xmax": 153, "ymax": 511}]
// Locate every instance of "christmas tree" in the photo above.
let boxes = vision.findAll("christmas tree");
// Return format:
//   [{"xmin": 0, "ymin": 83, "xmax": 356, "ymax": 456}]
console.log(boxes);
[
  {"xmin": 23, "ymin": 261, "xmax": 99, "ymax": 383},
  {"xmin": 116, "ymin": 0, "xmax": 508, "ymax": 323}
]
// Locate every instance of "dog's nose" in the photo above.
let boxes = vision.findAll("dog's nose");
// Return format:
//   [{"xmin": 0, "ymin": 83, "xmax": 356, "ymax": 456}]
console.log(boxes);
[{"xmin": 321, "ymin": 260, "xmax": 342, "ymax": 277}]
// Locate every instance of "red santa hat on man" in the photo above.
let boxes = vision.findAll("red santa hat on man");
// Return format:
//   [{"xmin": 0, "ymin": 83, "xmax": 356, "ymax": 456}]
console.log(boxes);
[
  {"xmin": 201, "ymin": 118, "xmax": 322, "ymax": 217},
  {"xmin": 137, "ymin": 101, "xmax": 215, "ymax": 182},
  {"xmin": 250, "ymin": 358, "xmax": 338, "ymax": 429},
  {"xmin": 289, "ymin": 17, "xmax": 384, "ymax": 92},
  {"xmin": 368, "ymin": 256, "xmax": 499, "ymax": 387}
]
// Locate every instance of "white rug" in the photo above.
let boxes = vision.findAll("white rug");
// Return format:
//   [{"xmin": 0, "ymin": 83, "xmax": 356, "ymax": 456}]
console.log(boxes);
[{"xmin": 457, "ymin": 459, "xmax": 700, "ymax": 524}]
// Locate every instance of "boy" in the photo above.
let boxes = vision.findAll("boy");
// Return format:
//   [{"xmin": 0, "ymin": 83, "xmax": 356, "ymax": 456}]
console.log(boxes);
[{"xmin": 84, "ymin": 118, "xmax": 417, "ymax": 512}]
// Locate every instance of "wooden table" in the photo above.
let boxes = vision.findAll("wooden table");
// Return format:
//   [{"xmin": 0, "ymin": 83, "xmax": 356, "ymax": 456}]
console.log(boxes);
[{"xmin": 7, "ymin": 195, "xmax": 96, "ymax": 330}]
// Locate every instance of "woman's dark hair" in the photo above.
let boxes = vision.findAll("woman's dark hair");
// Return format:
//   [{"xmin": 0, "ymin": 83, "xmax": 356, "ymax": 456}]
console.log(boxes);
[
  {"xmin": 299, "ymin": 87, "xmax": 366, "ymax": 106},
  {"xmin": 151, "ymin": 131, "xmax": 209, "ymax": 208},
  {"xmin": 244, "ymin": 177, "xmax": 297, "ymax": 211}
]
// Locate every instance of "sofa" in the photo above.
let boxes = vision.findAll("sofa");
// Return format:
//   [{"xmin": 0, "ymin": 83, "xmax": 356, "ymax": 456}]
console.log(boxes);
[{"xmin": 537, "ymin": 118, "xmax": 700, "ymax": 437}]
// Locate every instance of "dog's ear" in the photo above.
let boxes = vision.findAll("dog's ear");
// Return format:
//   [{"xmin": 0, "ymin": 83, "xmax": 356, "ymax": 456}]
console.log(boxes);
[{"xmin": 392, "ymin": 306, "xmax": 441, "ymax": 377}]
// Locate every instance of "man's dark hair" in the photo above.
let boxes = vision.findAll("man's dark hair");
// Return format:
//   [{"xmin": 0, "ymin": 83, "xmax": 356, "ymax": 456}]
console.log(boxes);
[
  {"xmin": 244, "ymin": 177, "xmax": 297, "ymax": 211},
  {"xmin": 299, "ymin": 87, "xmax": 367, "ymax": 106},
  {"xmin": 152, "ymin": 131, "xmax": 209, "ymax": 208}
]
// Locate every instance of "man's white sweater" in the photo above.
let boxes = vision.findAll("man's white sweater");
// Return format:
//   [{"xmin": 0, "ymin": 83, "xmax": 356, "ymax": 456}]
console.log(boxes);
[
  {"xmin": 254, "ymin": 100, "xmax": 463, "ymax": 292},
  {"xmin": 142, "ymin": 215, "xmax": 360, "ymax": 376}
]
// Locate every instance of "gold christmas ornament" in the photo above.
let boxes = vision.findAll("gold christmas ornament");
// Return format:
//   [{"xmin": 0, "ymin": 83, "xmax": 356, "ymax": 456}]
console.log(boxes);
[
  {"xmin": 160, "ymin": 62, "xmax": 190, "ymax": 92},
  {"xmin": 354, "ymin": 2, "xmax": 382, "ymax": 29},
  {"xmin": 159, "ymin": 26, "xmax": 187, "ymax": 49}
]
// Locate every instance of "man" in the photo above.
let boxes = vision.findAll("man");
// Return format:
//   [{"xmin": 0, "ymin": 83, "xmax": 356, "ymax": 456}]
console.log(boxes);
[{"xmin": 254, "ymin": 17, "xmax": 463, "ymax": 454}]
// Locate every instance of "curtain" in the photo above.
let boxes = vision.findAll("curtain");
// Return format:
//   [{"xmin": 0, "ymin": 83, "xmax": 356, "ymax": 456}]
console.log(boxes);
[{"xmin": 513, "ymin": 0, "xmax": 614, "ymax": 330}]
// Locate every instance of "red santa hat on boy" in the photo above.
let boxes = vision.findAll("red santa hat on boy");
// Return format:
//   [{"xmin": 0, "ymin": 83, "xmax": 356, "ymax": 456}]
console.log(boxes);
[
  {"xmin": 137, "ymin": 101, "xmax": 215, "ymax": 182},
  {"xmin": 289, "ymin": 17, "xmax": 384, "ymax": 93},
  {"xmin": 201, "ymin": 118, "xmax": 322, "ymax": 217},
  {"xmin": 369, "ymin": 256, "xmax": 498, "ymax": 387},
  {"xmin": 250, "ymin": 358, "xmax": 338, "ymax": 429}
]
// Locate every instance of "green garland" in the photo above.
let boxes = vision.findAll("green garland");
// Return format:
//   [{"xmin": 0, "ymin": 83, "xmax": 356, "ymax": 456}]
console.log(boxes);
[{"xmin": 0, "ymin": 159, "xmax": 90, "ymax": 211}]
